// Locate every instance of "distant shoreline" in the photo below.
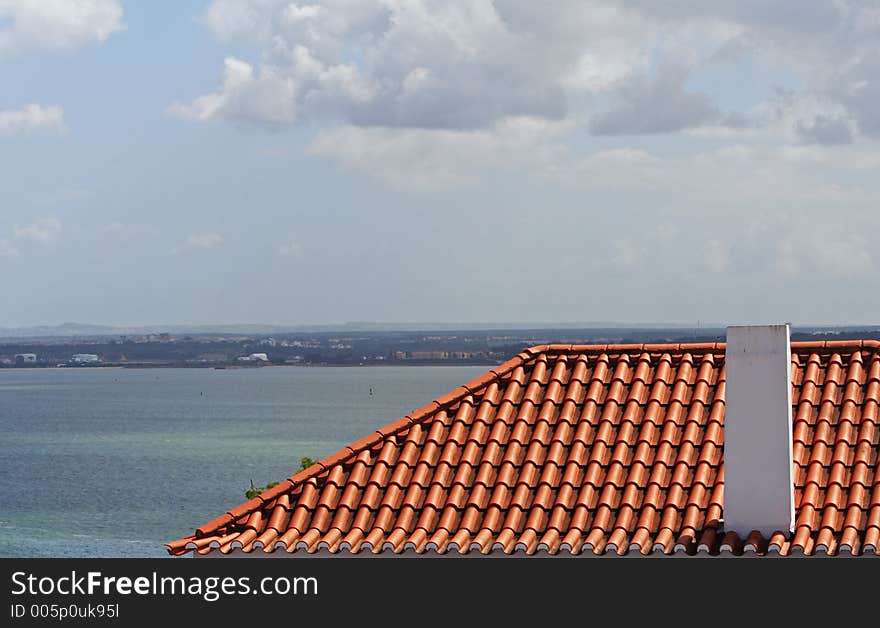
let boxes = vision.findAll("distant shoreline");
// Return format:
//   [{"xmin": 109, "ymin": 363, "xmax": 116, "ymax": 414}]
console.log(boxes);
[
  {"xmin": 4, "ymin": 326, "xmax": 870, "ymax": 373},
  {"xmin": 0, "ymin": 362, "xmax": 499, "ymax": 372}
]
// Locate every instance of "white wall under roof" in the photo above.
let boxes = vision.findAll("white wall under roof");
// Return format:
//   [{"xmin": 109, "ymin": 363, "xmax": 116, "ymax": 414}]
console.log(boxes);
[{"xmin": 724, "ymin": 324, "xmax": 795, "ymax": 537}]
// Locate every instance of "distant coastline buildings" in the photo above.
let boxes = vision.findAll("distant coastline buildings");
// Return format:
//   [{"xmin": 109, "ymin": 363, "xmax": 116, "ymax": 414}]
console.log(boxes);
[
  {"xmin": 2, "ymin": 326, "xmax": 877, "ymax": 369},
  {"xmin": 237, "ymin": 352, "xmax": 269, "ymax": 363},
  {"xmin": 1, "ymin": 352, "xmax": 103, "ymax": 367},
  {"xmin": 70, "ymin": 354, "xmax": 101, "ymax": 364},
  {"xmin": 393, "ymin": 350, "xmax": 477, "ymax": 360}
]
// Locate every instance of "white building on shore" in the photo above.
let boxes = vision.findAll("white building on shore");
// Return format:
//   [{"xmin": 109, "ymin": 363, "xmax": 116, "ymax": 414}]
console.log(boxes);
[
  {"xmin": 237, "ymin": 352, "xmax": 269, "ymax": 363},
  {"xmin": 71, "ymin": 354, "xmax": 100, "ymax": 364}
]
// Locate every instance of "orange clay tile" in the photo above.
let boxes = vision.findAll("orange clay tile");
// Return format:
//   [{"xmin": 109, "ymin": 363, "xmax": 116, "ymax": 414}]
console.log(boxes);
[{"xmin": 168, "ymin": 340, "xmax": 880, "ymax": 557}]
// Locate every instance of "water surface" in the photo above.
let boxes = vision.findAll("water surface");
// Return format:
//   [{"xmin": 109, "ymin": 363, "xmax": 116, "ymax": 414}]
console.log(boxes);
[{"xmin": 0, "ymin": 366, "xmax": 485, "ymax": 557}]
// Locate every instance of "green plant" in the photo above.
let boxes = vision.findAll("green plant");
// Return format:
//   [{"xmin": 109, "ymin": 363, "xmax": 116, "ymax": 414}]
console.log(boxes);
[
  {"xmin": 244, "ymin": 455, "xmax": 317, "ymax": 498},
  {"xmin": 245, "ymin": 479, "xmax": 278, "ymax": 500}
]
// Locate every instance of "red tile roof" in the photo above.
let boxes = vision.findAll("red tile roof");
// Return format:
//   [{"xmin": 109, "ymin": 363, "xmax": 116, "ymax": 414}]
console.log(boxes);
[{"xmin": 167, "ymin": 340, "xmax": 880, "ymax": 557}]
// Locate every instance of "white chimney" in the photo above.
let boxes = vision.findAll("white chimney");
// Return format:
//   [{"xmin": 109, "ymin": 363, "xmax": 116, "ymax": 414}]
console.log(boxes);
[{"xmin": 724, "ymin": 324, "xmax": 795, "ymax": 537}]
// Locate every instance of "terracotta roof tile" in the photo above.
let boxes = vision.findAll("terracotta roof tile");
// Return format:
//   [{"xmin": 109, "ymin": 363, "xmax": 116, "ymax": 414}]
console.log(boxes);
[{"xmin": 168, "ymin": 340, "xmax": 880, "ymax": 557}]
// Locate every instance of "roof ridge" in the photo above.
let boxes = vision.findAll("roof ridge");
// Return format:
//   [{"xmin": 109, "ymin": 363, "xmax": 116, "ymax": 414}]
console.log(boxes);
[{"xmin": 541, "ymin": 340, "xmax": 880, "ymax": 354}]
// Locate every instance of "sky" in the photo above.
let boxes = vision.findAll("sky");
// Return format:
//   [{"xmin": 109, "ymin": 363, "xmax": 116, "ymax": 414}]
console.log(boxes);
[{"xmin": 1, "ymin": 1, "xmax": 879, "ymax": 328}]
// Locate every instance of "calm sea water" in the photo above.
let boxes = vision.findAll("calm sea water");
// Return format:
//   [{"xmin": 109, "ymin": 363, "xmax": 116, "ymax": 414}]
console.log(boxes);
[{"xmin": 0, "ymin": 366, "xmax": 485, "ymax": 557}]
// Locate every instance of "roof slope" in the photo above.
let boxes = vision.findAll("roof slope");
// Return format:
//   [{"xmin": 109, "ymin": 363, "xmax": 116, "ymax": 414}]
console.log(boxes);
[{"xmin": 168, "ymin": 340, "xmax": 880, "ymax": 557}]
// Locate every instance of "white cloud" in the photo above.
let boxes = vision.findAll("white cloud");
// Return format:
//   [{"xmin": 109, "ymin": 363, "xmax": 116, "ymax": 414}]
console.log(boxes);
[
  {"xmin": 13, "ymin": 216, "xmax": 62, "ymax": 243},
  {"xmin": 0, "ymin": 104, "xmax": 64, "ymax": 136},
  {"xmin": 177, "ymin": 1, "xmax": 880, "ymax": 142},
  {"xmin": 173, "ymin": 0, "xmax": 880, "ymax": 201},
  {"xmin": 278, "ymin": 241, "xmax": 304, "ymax": 258},
  {"xmin": 557, "ymin": 142, "xmax": 876, "ymax": 216},
  {"xmin": 536, "ymin": 140, "xmax": 878, "ymax": 282},
  {"xmin": 309, "ymin": 116, "xmax": 568, "ymax": 190},
  {"xmin": 589, "ymin": 64, "xmax": 733, "ymax": 135},
  {"xmin": 776, "ymin": 229, "xmax": 872, "ymax": 277},
  {"xmin": 795, "ymin": 114, "xmax": 853, "ymax": 146},
  {"xmin": 834, "ymin": 51, "xmax": 880, "ymax": 139},
  {"xmin": 170, "ymin": 232, "xmax": 225, "ymax": 255},
  {"xmin": 0, "ymin": 0, "xmax": 125, "ymax": 55},
  {"xmin": 168, "ymin": 57, "xmax": 298, "ymax": 126},
  {"xmin": 173, "ymin": 1, "xmax": 659, "ymax": 130}
]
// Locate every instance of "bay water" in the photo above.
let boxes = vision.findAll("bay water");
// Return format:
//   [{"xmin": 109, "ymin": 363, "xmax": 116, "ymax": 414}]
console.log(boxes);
[{"xmin": 0, "ymin": 366, "xmax": 485, "ymax": 557}]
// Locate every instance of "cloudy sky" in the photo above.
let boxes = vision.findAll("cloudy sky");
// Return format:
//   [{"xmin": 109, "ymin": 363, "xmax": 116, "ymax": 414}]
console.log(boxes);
[{"xmin": 1, "ymin": 1, "xmax": 879, "ymax": 327}]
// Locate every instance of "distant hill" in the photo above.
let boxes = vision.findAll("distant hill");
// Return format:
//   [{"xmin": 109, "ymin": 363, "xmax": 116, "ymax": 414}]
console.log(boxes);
[
  {"xmin": 0, "ymin": 320, "xmax": 718, "ymax": 339},
  {"xmin": 0, "ymin": 321, "xmax": 878, "ymax": 341}
]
